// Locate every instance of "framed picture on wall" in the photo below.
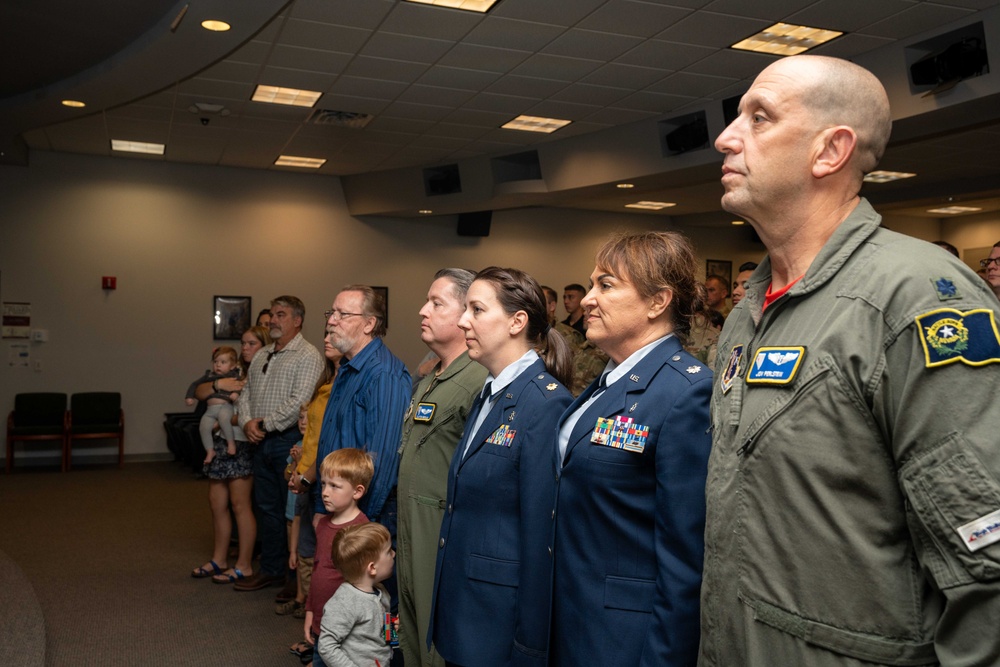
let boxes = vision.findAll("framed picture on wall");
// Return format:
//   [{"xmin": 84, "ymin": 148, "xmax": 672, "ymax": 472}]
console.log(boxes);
[
  {"xmin": 373, "ymin": 286, "xmax": 389, "ymax": 329},
  {"xmin": 213, "ymin": 296, "xmax": 251, "ymax": 340},
  {"xmin": 705, "ymin": 259, "xmax": 732, "ymax": 290}
]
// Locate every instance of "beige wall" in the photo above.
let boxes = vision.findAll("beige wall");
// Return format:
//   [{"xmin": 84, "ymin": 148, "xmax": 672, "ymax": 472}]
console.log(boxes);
[
  {"xmin": 0, "ymin": 152, "xmax": 759, "ymax": 460},
  {"xmin": 1, "ymin": 151, "xmax": 982, "ymax": 462}
]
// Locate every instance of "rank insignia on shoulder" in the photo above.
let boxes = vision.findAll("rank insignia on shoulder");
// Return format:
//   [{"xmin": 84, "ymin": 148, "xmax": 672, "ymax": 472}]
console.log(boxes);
[
  {"xmin": 745, "ymin": 346, "xmax": 805, "ymax": 385},
  {"xmin": 414, "ymin": 402, "xmax": 436, "ymax": 422},
  {"xmin": 916, "ymin": 308, "xmax": 1000, "ymax": 368},
  {"xmin": 546, "ymin": 383, "xmax": 558, "ymax": 391},
  {"xmin": 686, "ymin": 365, "xmax": 702, "ymax": 374},
  {"xmin": 932, "ymin": 277, "xmax": 961, "ymax": 301},
  {"xmin": 721, "ymin": 344, "xmax": 744, "ymax": 394}
]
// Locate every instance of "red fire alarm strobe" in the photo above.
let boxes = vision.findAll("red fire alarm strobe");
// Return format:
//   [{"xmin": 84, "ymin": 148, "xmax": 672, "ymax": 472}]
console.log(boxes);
[{"xmin": 102, "ymin": 276, "xmax": 117, "ymax": 290}]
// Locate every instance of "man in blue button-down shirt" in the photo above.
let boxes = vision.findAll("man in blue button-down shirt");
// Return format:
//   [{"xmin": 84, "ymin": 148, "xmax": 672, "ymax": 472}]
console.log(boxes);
[{"xmin": 314, "ymin": 285, "xmax": 410, "ymax": 533}]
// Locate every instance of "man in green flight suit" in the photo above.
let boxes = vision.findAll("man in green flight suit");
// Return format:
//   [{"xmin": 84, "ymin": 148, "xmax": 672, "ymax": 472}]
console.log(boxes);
[{"xmin": 396, "ymin": 268, "xmax": 487, "ymax": 667}]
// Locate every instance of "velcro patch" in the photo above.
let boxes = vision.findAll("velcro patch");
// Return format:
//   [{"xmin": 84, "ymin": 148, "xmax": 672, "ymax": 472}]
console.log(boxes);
[
  {"xmin": 915, "ymin": 308, "xmax": 1000, "ymax": 368},
  {"xmin": 745, "ymin": 347, "xmax": 805, "ymax": 385},
  {"xmin": 956, "ymin": 508, "xmax": 1000, "ymax": 552}
]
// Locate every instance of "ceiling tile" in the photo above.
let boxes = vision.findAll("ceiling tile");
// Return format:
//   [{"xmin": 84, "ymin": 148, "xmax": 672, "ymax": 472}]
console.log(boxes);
[
  {"xmin": 684, "ymin": 48, "xmax": 776, "ymax": 78},
  {"xmin": 437, "ymin": 44, "xmax": 532, "ymax": 73},
  {"xmin": 511, "ymin": 53, "xmax": 603, "ymax": 81},
  {"xmin": 225, "ymin": 40, "xmax": 273, "ymax": 66},
  {"xmin": 422, "ymin": 122, "xmax": 492, "ymax": 140},
  {"xmin": 582, "ymin": 62, "xmax": 671, "ymax": 88},
  {"xmin": 551, "ymin": 82, "xmax": 632, "ymax": 106},
  {"xmin": 105, "ymin": 104, "xmax": 174, "ymax": 123},
  {"xmin": 396, "ymin": 85, "xmax": 477, "ymax": 107},
  {"xmin": 197, "ymin": 60, "xmax": 261, "ymax": 85},
  {"xmin": 327, "ymin": 76, "xmax": 409, "ymax": 100},
  {"xmin": 613, "ymin": 89, "xmax": 697, "ymax": 113},
  {"xmin": 648, "ymin": 71, "xmax": 738, "ymax": 99},
  {"xmin": 380, "ymin": 2, "xmax": 483, "ymax": 39},
  {"xmin": 655, "ymin": 12, "xmax": 771, "ymax": 49},
  {"xmin": 366, "ymin": 116, "xmax": 437, "ymax": 134},
  {"xmin": 308, "ymin": 94, "xmax": 390, "ymax": 115},
  {"xmin": 542, "ymin": 29, "xmax": 644, "ymax": 61},
  {"xmin": 463, "ymin": 17, "xmax": 566, "ymax": 50},
  {"xmin": 807, "ymin": 32, "xmax": 893, "ymax": 60},
  {"xmin": 785, "ymin": 0, "xmax": 919, "ymax": 33},
  {"xmin": 702, "ymin": 0, "xmax": 820, "ymax": 21},
  {"xmin": 442, "ymin": 107, "xmax": 514, "ymax": 128},
  {"xmin": 491, "ymin": 0, "xmax": 610, "ymax": 26},
  {"xmin": 485, "ymin": 75, "xmax": 568, "ymax": 98},
  {"xmin": 342, "ymin": 56, "xmax": 431, "ymax": 83},
  {"xmin": 464, "ymin": 92, "xmax": 540, "ymax": 114},
  {"xmin": 861, "ymin": 3, "xmax": 975, "ymax": 39},
  {"xmin": 177, "ymin": 79, "xmax": 256, "ymax": 102},
  {"xmin": 259, "ymin": 67, "xmax": 338, "ymax": 92},
  {"xmin": 615, "ymin": 40, "xmax": 715, "ymax": 69},
  {"xmin": 577, "ymin": 0, "xmax": 693, "ymax": 37},
  {"xmin": 105, "ymin": 118, "xmax": 171, "ymax": 142},
  {"xmin": 415, "ymin": 66, "xmax": 503, "ymax": 91},
  {"xmin": 280, "ymin": 19, "xmax": 373, "ymax": 53},
  {"xmin": 380, "ymin": 101, "xmax": 454, "ymax": 122},
  {"xmin": 289, "ymin": 0, "xmax": 395, "ymax": 28},
  {"xmin": 360, "ymin": 32, "xmax": 455, "ymax": 64},
  {"xmin": 583, "ymin": 106, "xmax": 661, "ymax": 124},
  {"xmin": 526, "ymin": 99, "xmax": 603, "ymax": 119},
  {"xmin": 267, "ymin": 45, "xmax": 353, "ymax": 75}
]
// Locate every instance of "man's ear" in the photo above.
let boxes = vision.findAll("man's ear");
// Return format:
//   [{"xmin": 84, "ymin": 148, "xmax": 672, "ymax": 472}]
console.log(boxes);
[
  {"xmin": 362, "ymin": 316, "xmax": 377, "ymax": 336},
  {"xmin": 812, "ymin": 126, "xmax": 856, "ymax": 178}
]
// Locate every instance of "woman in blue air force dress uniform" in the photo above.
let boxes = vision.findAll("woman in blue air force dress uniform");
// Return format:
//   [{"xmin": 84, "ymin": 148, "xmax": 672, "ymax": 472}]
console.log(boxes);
[
  {"xmin": 429, "ymin": 266, "xmax": 574, "ymax": 667},
  {"xmin": 550, "ymin": 231, "xmax": 713, "ymax": 667}
]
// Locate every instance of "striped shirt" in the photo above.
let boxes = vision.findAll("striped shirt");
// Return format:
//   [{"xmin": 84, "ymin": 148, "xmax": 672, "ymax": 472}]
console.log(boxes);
[
  {"xmin": 236, "ymin": 332, "xmax": 324, "ymax": 433},
  {"xmin": 315, "ymin": 337, "xmax": 411, "ymax": 522}
]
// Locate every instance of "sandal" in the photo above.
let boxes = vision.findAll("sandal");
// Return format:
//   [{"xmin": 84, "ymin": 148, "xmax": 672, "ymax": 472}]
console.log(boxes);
[
  {"xmin": 212, "ymin": 568, "xmax": 249, "ymax": 584},
  {"xmin": 289, "ymin": 641, "xmax": 311, "ymax": 656},
  {"xmin": 275, "ymin": 599, "xmax": 304, "ymax": 616},
  {"xmin": 191, "ymin": 560, "xmax": 223, "ymax": 579}
]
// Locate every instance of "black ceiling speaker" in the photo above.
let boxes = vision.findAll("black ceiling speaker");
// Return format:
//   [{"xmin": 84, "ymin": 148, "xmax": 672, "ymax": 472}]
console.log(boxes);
[
  {"xmin": 910, "ymin": 37, "xmax": 989, "ymax": 91},
  {"xmin": 457, "ymin": 211, "xmax": 492, "ymax": 237}
]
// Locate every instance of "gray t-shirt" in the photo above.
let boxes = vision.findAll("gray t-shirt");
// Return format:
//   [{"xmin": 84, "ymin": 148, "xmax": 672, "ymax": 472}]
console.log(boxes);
[{"xmin": 317, "ymin": 582, "xmax": 392, "ymax": 667}]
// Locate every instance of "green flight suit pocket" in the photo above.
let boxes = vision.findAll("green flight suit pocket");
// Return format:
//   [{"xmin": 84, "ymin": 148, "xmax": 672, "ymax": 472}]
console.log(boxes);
[{"xmin": 900, "ymin": 432, "xmax": 1000, "ymax": 587}]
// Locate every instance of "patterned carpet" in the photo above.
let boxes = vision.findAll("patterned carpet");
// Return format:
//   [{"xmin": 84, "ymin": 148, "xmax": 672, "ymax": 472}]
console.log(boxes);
[{"xmin": 0, "ymin": 462, "xmax": 304, "ymax": 666}]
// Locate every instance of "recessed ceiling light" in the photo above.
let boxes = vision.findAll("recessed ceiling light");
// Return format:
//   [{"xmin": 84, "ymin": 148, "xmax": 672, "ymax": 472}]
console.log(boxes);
[
  {"xmin": 61, "ymin": 100, "xmax": 86, "ymax": 108},
  {"xmin": 252, "ymin": 85, "xmax": 322, "ymax": 108},
  {"xmin": 501, "ymin": 115, "xmax": 572, "ymax": 134},
  {"xmin": 405, "ymin": 0, "xmax": 501, "ymax": 13},
  {"xmin": 111, "ymin": 140, "xmax": 165, "ymax": 155},
  {"xmin": 201, "ymin": 19, "xmax": 231, "ymax": 32},
  {"xmin": 863, "ymin": 170, "xmax": 917, "ymax": 184},
  {"xmin": 274, "ymin": 155, "xmax": 326, "ymax": 169},
  {"xmin": 419, "ymin": 210, "xmax": 433, "ymax": 214},
  {"xmin": 731, "ymin": 220, "xmax": 745, "ymax": 225},
  {"xmin": 927, "ymin": 205, "xmax": 982, "ymax": 215},
  {"xmin": 625, "ymin": 201, "xmax": 676, "ymax": 210},
  {"xmin": 732, "ymin": 23, "xmax": 843, "ymax": 56},
  {"xmin": 616, "ymin": 183, "xmax": 634, "ymax": 189}
]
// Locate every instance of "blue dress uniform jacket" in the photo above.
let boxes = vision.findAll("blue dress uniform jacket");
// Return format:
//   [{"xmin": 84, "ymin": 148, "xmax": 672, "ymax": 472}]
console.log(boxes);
[
  {"xmin": 429, "ymin": 358, "xmax": 573, "ymax": 667},
  {"xmin": 550, "ymin": 336, "xmax": 712, "ymax": 667}
]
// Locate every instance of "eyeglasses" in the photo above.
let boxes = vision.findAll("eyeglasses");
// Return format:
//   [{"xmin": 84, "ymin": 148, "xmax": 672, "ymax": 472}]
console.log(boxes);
[
  {"xmin": 261, "ymin": 350, "xmax": 276, "ymax": 375},
  {"xmin": 980, "ymin": 257, "xmax": 1000, "ymax": 269},
  {"xmin": 324, "ymin": 309, "xmax": 365, "ymax": 322}
]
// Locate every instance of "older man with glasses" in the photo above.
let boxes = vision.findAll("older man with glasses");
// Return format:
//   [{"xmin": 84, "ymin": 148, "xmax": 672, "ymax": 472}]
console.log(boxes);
[{"xmin": 233, "ymin": 295, "xmax": 324, "ymax": 593}]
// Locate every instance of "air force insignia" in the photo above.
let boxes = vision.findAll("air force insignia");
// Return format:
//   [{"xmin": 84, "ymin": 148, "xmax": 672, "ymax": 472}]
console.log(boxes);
[
  {"xmin": 413, "ymin": 402, "xmax": 436, "ymax": 422},
  {"xmin": 916, "ymin": 308, "xmax": 1000, "ymax": 368},
  {"xmin": 745, "ymin": 346, "xmax": 806, "ymax": 385}
]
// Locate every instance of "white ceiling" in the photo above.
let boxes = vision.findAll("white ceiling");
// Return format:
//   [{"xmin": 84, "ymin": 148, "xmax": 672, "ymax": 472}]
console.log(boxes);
[{"xmin": 3, "ymin": 0, "xmax": 1000, "ymax": 222}]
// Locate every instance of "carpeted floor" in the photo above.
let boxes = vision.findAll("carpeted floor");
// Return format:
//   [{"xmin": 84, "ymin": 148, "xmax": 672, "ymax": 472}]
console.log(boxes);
[{"xmin": 0, "ymin": 462, "xmax": 306, "ymax": 666}]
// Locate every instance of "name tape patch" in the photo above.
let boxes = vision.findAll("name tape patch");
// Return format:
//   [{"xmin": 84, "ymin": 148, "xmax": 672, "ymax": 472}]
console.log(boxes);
[
  {"xmin": 413, "ymin": 402, "xmax": 436, "ymax": 422},
  {"xmin": 745, "ymin": 346, "xmax": 806, "ymax": 385},
  {"xmin": 956, "ymin": 508, "xmax": 1000, "ymax": 553}
]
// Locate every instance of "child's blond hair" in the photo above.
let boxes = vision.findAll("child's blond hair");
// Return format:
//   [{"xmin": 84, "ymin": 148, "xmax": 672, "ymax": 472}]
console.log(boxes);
[
  {"xmin": 319, "ymin": 448, "xmax": 374, "ymax": 491},
  {"xmin": 212, "ymin": 346, "xmax": 239, "ymax": 366},
  {"xmin": 331, "ymin": 523, "xmax": 391, "ymax": 583}
]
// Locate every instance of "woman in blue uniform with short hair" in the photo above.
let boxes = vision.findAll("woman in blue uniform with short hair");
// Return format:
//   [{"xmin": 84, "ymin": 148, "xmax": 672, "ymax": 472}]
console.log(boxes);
[
  {"xmin": 429, "ymin": 266, "xmax": 574, "ymax": 667},
  {"xmin": 550, "ymin": 231, "xmax": 713, "ymax": 667}
]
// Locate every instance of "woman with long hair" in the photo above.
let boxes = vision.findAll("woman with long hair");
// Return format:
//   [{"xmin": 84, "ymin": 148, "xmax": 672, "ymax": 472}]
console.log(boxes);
[{"xmin": 429, "ymin": 267, "xmax": 573, "ymax": 667}]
